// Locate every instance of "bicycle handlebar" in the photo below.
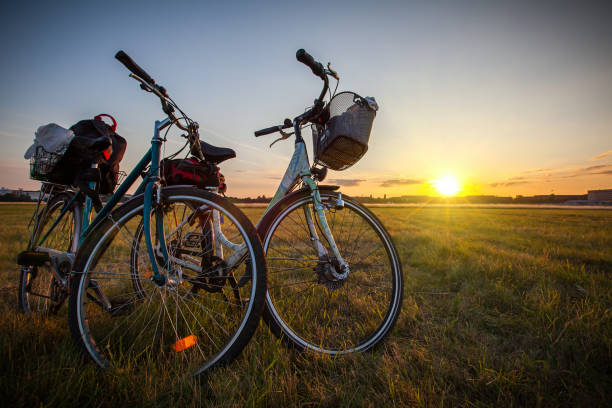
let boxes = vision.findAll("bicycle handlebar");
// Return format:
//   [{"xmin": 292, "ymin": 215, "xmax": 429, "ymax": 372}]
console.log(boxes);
[
  {"xmin": 254, "ymin": 123, "xmax": 292, "ymax": 137},
  {"xmin": 296, "ymin": 49, "xmax": 325, "ymax": 79},
  {"xmin": 115, "ymin": 50, "xmax": 156, "ymax": 86},
  {"xmin": 116, "ymin": 51, "xmax": 193, "ymax": 135},
  {"xmin": 254, "ymin": 49, "xmax": 330, "ymax": 139}
]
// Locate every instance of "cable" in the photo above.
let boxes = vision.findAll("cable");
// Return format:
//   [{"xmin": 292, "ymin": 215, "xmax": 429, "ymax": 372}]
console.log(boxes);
[{"xmin": 329, "ymin": 76, "xmax": 339, "ymax": 100}]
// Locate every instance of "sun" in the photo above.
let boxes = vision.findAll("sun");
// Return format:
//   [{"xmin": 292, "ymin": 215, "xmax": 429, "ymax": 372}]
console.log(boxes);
[{"xmin": 433, "ymin": 175, "xmax": 461, "ymax": 196}]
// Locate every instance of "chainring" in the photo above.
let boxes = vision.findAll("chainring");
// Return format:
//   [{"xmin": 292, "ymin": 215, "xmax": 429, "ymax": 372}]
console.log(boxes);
[{"xmin": 191, "ymin": 255, "xmax": 229, "ymax": 293}]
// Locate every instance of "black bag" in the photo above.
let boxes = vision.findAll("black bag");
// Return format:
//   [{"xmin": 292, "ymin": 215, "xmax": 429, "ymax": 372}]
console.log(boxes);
[
  {"xmin": 97, "ymin": 133, "xmax": 126, "ymax": 195},
  {"xmin": 161, "ymin": 157, "xmax": 224, "ymax": 191},
  {"xmin": 49, "ymin": 120, "xmax": 112, "ymax": 185},
  {"xmin": 48, "ymin": 115, "xmax": 127, "ymax": 209}
]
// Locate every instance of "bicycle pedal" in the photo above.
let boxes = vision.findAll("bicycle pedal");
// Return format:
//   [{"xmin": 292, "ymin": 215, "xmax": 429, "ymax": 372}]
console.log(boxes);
[{"xmin": 17, "ymin": 251, "xmax": 50, "ymax": 266}]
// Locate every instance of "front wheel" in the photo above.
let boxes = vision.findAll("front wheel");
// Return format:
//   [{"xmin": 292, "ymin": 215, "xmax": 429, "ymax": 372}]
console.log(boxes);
[
  {"xmin": 68, "ymin": 187, "xmax": 266, "ymax": 376},
  {"xmin": 258, "ymin": 189, "xmax": 403, "ymax": 354}
]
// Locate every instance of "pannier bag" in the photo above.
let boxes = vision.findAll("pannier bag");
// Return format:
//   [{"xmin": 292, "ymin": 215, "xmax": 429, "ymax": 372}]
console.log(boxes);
[
  {"xmin": 161, "ymin": 157, "xmax": 226, "ymax": 192},
  {"xmin": 26, "ymin": 114, "xmax": 127, "ymax": 208},
  {"xmin": 312, "ymin": 92, "xmax": 378, "ymax": 171}
]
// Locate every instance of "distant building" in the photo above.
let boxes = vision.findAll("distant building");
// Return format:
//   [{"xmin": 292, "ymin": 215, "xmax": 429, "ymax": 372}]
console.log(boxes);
[
  {"xmin": 588, "ymin": 189, "xmax": 612, "ymax": 203},
  {"xmin": 518, "ymin": 194, "xmax": 587, "ymax": 204},
  {"xmin": 564, "ymin": 200, "xmax": 593, "ymax": 206},
  {"xmin": 21, "ymin": 190, "xmax": 40, "ymax": 200}
]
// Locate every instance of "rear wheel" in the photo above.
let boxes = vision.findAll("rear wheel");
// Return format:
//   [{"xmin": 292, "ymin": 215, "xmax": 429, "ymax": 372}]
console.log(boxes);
[
  {"xmin": 68, "ymin": 187, "xmax": 266, "ymax": 376},
  {"xmin": 19, "ymin": 192, "xmax": 81, "ymax": 314},
  {"xmin": 258, "ymin": 190, "xmax": 403, "ymax": 354}
]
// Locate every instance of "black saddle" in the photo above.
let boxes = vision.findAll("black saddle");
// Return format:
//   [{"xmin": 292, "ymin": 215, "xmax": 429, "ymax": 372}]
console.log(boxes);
[{"xmin": 195, "ymin": 140, "xmax": 236, "ymax": 164}]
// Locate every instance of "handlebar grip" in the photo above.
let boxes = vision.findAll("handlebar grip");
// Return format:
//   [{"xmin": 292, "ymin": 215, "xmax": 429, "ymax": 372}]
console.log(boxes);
[
  {"xmin": 115, "ymin": 50, "xmax": 156, "ymax": 85},
  {"xmin": 296, "ymin": 49, "xmax": 325, "ymax": 79},
  {"xmin": 254, "ymin": 125, "xmax": 282, "ymax": 137}
]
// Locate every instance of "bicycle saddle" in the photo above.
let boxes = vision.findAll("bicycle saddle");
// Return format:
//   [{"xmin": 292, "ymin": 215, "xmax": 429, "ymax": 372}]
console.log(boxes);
[{"xmin": 196, "ymin": 140, "xmax": 236, "ymax": 164}]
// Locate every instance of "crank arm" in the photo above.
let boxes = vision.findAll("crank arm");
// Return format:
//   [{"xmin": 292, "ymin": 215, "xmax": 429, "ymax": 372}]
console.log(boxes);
[{"xmin": 87, "ymin": 279, "xmax": 112, "ymax": 311}]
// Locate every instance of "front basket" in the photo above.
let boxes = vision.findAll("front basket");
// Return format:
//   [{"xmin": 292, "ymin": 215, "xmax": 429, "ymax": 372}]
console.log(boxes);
[{"xmin": 312, "ymin": 92, "xmax": 377, "ymax": 171}]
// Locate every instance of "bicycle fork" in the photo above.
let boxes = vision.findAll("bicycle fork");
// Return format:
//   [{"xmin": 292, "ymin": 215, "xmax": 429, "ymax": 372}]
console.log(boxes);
[
  {"xmin": 302, "ymin": 177, "xmax": 349, "ymax": 280},
  {"xmin": 143, "ymin": 121, "xmax": 171, "ymax": 286}
]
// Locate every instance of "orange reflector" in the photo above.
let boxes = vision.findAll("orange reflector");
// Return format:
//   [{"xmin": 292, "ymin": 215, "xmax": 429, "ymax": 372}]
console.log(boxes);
[{"xmin": 174, "ymin": 335, "xmax": 197, "ymax": 352}]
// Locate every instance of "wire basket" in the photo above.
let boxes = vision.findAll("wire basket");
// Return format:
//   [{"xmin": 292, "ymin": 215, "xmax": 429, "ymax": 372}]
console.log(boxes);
[
  {"xmin": 312, "ymin": 92, "xmax": 377, "ymax": 171},
  {"xmin": 29, "ymin": 146, "xmax": 63, "ymax": 182}
]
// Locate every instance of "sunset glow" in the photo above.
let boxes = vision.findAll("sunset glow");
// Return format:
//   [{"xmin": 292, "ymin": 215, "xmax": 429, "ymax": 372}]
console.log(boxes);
[
  {"xmin": 0, "ymin": 2, "xmax": 610, "ymax": 200},
  {"xmin": 433, "ymin": 175, "xmax": 461, "ymax": 197}
]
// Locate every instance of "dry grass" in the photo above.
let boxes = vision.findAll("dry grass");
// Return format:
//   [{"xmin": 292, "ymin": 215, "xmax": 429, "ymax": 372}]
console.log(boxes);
[{"xmin": 1, "ymin": 204, "xmax": 610, "ymax": 407}]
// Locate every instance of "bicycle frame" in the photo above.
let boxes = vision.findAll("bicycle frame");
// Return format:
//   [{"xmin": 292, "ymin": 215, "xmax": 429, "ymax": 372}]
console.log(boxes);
[
  {"xmin": 33, "ymin": 116, "xmax": 248, "ymax": 286},
  {"xmin": 261, "ymin": 124, "xmax": 349, "ymax": 276}
]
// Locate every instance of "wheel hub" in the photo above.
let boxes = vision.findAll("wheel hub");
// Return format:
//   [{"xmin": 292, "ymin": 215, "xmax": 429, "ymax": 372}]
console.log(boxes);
[{"xmin": 315, "ymin": 260, "xmax": 346, "ymax": 289}]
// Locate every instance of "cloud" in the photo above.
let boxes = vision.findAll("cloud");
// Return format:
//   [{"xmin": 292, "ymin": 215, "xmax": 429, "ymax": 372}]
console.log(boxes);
[
  {"xmin": 521, "ymin": 168, "xmax": 555, "ymax": 174},
  {"xmin": 380, "ymin": 178, "xmax": 424, "ymax": 187},
  {"xmin": 490, "ymin": 180, "xmax": 531, "ymax": 187},
  {"xmin": 328, "ymin": 178, "xmax": 366, "ymax": 187},
  {"xmin": 491, "ymin": 163, "xmax": 612, "ymax": 187},
  {"xmin": 588, "ymin": 150, "xmax": 612, "ymax": 161},
  {"xmin": 583, "ymin": 164, "xmax": 609, "ymax": 171},
  {"xmin": 563, "ymin": 164, "xmax": 612, "ymax": 178}
]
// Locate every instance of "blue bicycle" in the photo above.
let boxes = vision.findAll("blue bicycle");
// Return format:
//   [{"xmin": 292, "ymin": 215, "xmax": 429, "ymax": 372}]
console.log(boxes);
[{"xmin": 18, "ymin": 51, "xmax": 267, "ymax": 375}]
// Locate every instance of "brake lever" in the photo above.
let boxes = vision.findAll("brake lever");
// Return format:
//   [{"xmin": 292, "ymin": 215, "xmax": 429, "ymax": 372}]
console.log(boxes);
[
  {"xmin": 130, "ymin": 73, "xmax": 167, "ymax": 98},
  {"xmin": 326, "ymin": 63, "xmax": 339, "ymax": 80},
  {"xmin": 269, "ymin": 128, "xmax": 294, "ymax": 148}
]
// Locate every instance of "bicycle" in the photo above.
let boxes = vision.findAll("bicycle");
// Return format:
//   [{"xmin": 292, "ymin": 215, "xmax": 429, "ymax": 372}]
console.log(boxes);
[
  {"xmin": 17, "ymin": 51, "xmax": 267, "ymax": 375},
  {"xmin": 251, "ymin": 49, "xmax": 404, "ymax": 354}
]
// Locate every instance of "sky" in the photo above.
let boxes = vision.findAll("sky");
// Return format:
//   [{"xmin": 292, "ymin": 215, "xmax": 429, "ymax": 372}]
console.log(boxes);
[{"xmin": 1, "ymin": 0, "xmax": 610, "ymax": 198}]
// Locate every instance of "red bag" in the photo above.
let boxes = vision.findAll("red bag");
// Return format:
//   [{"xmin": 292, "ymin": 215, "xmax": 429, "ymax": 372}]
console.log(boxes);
[{"xmin": 161, "ymin": 157, "xmax": 225, "ymax": 192}]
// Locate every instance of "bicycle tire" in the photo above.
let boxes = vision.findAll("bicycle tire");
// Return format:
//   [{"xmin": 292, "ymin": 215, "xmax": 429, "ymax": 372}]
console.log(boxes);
[
  {"xmin": 68, "ymin": 186, "xmax": 266, "ymax": 376},
  {"xmin": 19, "ymin": 192, "xmax": 81, "ymax": 314},
  {"xmin": 257, "ymin": 189, "xmax": 403, "ymax": 354}
]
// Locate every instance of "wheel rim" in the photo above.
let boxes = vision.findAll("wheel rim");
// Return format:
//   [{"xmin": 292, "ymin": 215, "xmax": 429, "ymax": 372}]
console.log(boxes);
[
  {"xmin": 75, "ymin": 195, "xmax": 259, "ymax": 374},
  {"xmin": 264, "ymin": 194, "xmax": 401, "ymax": 353}
]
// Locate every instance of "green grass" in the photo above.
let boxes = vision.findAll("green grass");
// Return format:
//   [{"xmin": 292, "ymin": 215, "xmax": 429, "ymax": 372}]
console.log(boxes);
[{"xmin": 1, "ymin": 204, "xmax": 610, "ymax": 407}]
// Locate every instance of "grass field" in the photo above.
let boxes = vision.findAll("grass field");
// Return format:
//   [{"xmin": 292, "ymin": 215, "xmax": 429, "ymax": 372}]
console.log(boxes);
[{"xmin": 0, "ymin": 204, "xmax": 610, "ymax": 407}]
